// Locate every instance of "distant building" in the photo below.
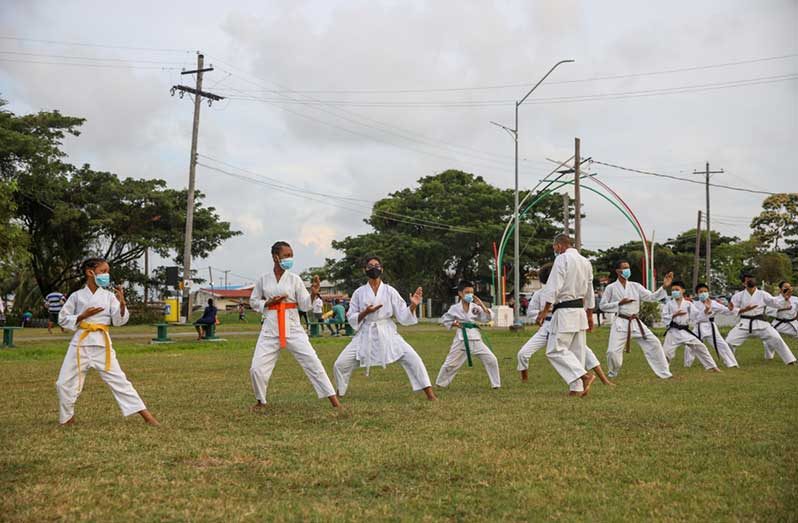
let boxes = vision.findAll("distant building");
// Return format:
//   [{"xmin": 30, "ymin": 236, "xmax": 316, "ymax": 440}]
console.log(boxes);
[{"xmin": 192, "ymin": 286, "xmax": 254, "ymax": 311}]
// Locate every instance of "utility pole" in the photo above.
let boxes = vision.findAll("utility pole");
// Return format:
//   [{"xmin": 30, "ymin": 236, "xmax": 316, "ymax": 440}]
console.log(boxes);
[
  {"xmin": 573, "ymin": 137, "xmax": 581, "ymax": 249},
  {"xmin": 223, "ymin": 270, "xmax": 230, "ymax": 289},
  {"xmin": 692, "ymin": 210, "xmax": 702, "ymax": 291},
  {"xmin": 143, "ymin": 247, "xmax": 149, "ymax": 305},
  {"xmin": 562, "ymin": 193, "xmax": 570, "ymax": 235},
  {"xmin": 693, "ymin": 162, "xmax": 723, "ymax": 287},
  {"xmin": 171, "ymin": 53, "xmax": 224, "ymax": 322}
]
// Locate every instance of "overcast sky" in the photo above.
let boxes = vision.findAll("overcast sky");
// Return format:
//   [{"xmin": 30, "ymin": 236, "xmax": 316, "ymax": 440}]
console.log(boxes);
[{"xmin": 1, "ymin": 0, "xmax": 795, "ymax": 286}]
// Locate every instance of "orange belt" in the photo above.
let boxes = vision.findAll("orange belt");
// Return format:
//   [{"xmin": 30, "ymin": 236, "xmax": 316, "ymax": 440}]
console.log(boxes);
[{"xmin": 267, "ymin": 302, "xmax": 298, "ymax": 348}]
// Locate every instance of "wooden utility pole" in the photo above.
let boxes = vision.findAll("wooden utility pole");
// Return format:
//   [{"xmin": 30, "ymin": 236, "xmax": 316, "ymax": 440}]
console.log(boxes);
[
  {"xmin": 171, "ymin": 53, "xmax": 224, "ymax": 322},
  {"xmin": 223, "ymin": 270, "xmax": 230, "ymax": 289},
  {"xmin": 693, "ymin": 162, "xmax": 723, "ymax": 287},
  {"xmin": 562, "ymin": 193, "xmax": 570, "ymax": 235},
  {"xmin": 143, "ymin": 247, "xmax": 149, "ymax": 305},
  {"xmin": 573, "ymin": 137, "xmax": 581, "ymax": 249},
  {"xmin": 692, "ymin": 210, "xmax": 702, "ymax": 290}
]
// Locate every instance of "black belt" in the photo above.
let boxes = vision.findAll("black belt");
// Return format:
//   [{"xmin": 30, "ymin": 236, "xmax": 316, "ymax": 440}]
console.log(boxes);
[
  {"xmin": 552, "ymin": 299, "xmax": 584, "ymax": 311},
  {"xmin": 741, "ymin": 314, "xmax": 765, "ymax": 334},
  {"xmin": 667, "ymin": 321, "xmax": 700, "ymax": 340},
  {"xmin": 772, "ymin": 317, "xmax": 798, "ymax": 333}
]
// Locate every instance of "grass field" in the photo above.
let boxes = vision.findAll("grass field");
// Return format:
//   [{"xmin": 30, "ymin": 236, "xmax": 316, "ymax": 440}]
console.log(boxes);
[{"xmin": 1, "ymin": 322, "xmax": 796, "ymax": 522}]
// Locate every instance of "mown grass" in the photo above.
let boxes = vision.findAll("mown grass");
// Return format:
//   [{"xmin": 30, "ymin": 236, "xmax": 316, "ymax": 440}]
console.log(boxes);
[{"xmin": 1, "ymin": 324, "xmax": 796, "ymax": 522}]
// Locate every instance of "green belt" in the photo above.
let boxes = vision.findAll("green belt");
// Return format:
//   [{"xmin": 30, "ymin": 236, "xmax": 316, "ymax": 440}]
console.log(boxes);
[{"xmin": 460, "ymin": 322, "xmax": 492, "ymax": 368}]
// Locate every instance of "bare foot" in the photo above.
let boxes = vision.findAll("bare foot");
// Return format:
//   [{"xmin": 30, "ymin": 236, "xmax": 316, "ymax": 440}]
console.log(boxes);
[
  {"xmin": 520, "ymin": 370, "xmax": 529, "ymax": 382},
  {"xmin": 328, "ymin": 395, "xmax": 342, "ymax": 409},
  {"xmin": 423, "ymin": 386, "xmax": 437, "ymax": 401},
  {"xmin": 139, "ymin": 409, "xmax": 160, "ymax": 426},
  {"xmin": 251, "ymin": 402, "xmax": 267, "ymax": 414},
  {"xmin": 580, "ymin": 373, "xmax": 596, "ymax": 397},
  {"xmin": 709, "ymin": 367, "xmax": 722, "ymax": 373},
  {"xmin": 568, "ymin": 391, "xmax": 581, "ymax": 397},
  {"xmin": 60, "ymin": 417, "xmax": 75, "ymax": 426}
]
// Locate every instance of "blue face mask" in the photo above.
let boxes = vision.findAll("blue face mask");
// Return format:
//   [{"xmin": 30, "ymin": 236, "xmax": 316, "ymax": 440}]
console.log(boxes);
[
  {"xmin": 698, "ymin": 292, "xmax": 709, "ymax": 301},
  {"xmin": 94, "ymin": 272, "xmax": 111, "ymax": 288},
  {"xmin": 671, "ymin": 290, "xmax": 682, "ymax": 299},
  {"xmin": 463, "ymin": 293, "xmax": 474, "ymax": 303},
  {"xmin": 279, "ymin": 257, "xmax": 294, "ymax": 270},
  {"xmin": 620, "ymin": 268, "xmax": 631, "ymax": 279}
]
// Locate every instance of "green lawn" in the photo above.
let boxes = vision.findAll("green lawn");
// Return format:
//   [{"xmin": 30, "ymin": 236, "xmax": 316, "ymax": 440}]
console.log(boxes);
[{"xmin": 1, "ymin": 323, "xmax": 796, "ymax": 522}]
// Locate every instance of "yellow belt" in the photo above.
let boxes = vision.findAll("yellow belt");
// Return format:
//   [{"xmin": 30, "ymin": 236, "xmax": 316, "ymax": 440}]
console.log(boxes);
[{"xmin": 76, "ymin": 321, "xmax": 112, "ymax": 374}]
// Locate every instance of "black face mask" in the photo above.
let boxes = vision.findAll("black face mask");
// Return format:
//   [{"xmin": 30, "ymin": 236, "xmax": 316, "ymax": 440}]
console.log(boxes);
[
  {"xmin": 745, "ymin": 280, "xmax": 757, "ymax": 289},
  {"xmin": 365, "ymin": 267, "xmax": 382, "ymax": 279}
]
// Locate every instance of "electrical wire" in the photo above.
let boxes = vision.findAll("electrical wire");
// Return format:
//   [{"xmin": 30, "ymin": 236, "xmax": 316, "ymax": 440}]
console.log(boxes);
[
  {"xmin": 0, "ymin": 35, "xmax": 193, "ymax": 53},
  {"xmin": 0, "ymin": 58, "xmax": 182, "ymax": 70}
]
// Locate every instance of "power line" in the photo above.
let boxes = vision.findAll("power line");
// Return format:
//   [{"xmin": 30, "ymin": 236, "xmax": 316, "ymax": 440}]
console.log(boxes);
[
  {"xmin": 0, "ymin": 58, "xmax": 182, "ymax": 70},
  {"xmin": 196, "ymin": 161, "xmax": 479, "ymax": 234},
  {"xmin": 0, "ymin": 50, "xmax": 187, "ymax": 65},
  {"xmin": 0, "ymin": 35, "xmax": 193, "ymax": 53},
  {"xmin": 591, "ymin": 160, "xmax": 777, "ymax": 195},
  {"xmin": 204, "ymin": 53, "xmax": 798, "ymax": 94},
  {"xmin": 218, "ymin": 73, "xmax": 798, "ymax": 107}
]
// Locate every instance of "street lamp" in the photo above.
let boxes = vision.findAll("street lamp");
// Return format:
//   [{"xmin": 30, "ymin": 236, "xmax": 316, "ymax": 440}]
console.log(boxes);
[{"xmin": 492, "ymin": 59, "xmax": 574, "ymax": 326}]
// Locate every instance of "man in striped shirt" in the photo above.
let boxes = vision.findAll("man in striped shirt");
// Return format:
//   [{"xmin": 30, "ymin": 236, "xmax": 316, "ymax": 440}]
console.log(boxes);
[{"xmin": 44, "ymin": 290, "xmax": 66, "ymax": 334}]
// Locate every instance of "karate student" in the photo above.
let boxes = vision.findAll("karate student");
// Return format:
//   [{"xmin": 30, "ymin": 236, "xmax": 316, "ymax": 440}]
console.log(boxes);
[
  {"xmin": 436, "ymin": 280, "xmax": 500, "ymax": 389},
  {"xmin": 662, "ymin": 280, "xmax": 720, "ymax": 372},
  {"xmin": 725, "ymin": 274, "xmax": 796, "ymax": 365},
  {"xmin": 56, "ymin": 258, "xmax": 158, "ymax": 426},
  {"xmin": 517, "ymin": 263, "xmax": 614, "ymax": 386},
  {"xmin": 685, "ymin": 283, "xmax": 739, "ymax": 368},
  {"xmin": 599, "ymin": 260, "xmax": 674, "ymax": 379},
  {"xmin": 249, "ymin": 241, "xmax": 342, "ymax": 413},
  {"xmin": 333, "ymin": 255, "xmax": 436, "ymax": 400},
  {"xmin": 536, "ymin": 234, "xmax": 598, "ymax": 397},
  {"xmin": 767, "ymin": 281, "xmax": 798, "ymax": 341}
]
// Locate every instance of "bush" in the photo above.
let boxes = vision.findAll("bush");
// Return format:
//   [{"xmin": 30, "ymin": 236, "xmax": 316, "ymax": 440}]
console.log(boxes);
[{"xmin": 638, "ymin": 301, "xmax": 661, "ymax": 327}]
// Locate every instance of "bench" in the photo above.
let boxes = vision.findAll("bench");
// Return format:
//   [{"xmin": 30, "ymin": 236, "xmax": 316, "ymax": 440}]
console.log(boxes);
[
  {"xmin": 2, "ymin": 326, "xmax": 22, "ymax": 348},
  {"xmin": 152, "ymin": 323, "xmax": 172, "ymax": 343},
  {"xmin": 194, "ymin": 321, "xmax": 221, "ymax": 341},
  {"xmin": 308, "ymin": 321, "xmax": 353, "ymax": 338}
]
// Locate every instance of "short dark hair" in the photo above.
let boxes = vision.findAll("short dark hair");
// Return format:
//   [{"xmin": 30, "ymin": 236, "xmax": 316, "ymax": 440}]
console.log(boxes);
[
  {"xmin": 741, "ymin": 272, "xmax": 754, "ymax": 282},
  {"xmin": 80, "ymin": 257, "xmax": 107, "ymax": 275},
  {"xmin": 615, "ymin": 259, "xmax": 629, "ymax": 270},
  {"xmin": 695, "ymin": 282, "xmax": 708, "ymax": 292},
  {"xmin": 538, "ymin": 262, "xmax": 553, "ymax": 285},
  {"xmin": 208, "ymin": 298, "xmax": 214, "ymax": 305},
  {"xmin": 778, "ymin": 280, "xmax": 789, "ymax": 289},
  {"xmin": 457, "ymin": 280, "xmax": 475, "ymax": 292},
  {"xmin": 271, "ymin": 241, "xmax": 291, "ymax": 256},
  {"xmin": 553, "ymin": 233, "xmax": 573, "ymax": 246},
  {"xmin": 363, "ymin": 255, "xmax": 381, "ymax": 267},
  {"xmin": 671, "ymin": 280, "xmax": 685, "ymax": 289}
]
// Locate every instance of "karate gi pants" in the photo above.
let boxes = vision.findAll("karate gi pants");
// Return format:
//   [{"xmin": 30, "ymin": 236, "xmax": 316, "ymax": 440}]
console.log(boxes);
[
  {"xmin": 726, "ymin": 325, "xmax": 796, "ymax": 365},
  {"xmin": 663, "ymin": 330, "xmax": 718, "ymax": 370},
  {"xmin": 435, "ymin": 339, "xmax": 500, "ymax": 388},
  {"xmin": 55, "ymin": 344, "xmax": 146, "ymax": 424},
  {"xmin": 546, "ymin": 330, "xmax": 588, "ymax": 393},
  {"xmin": 685, "ymin": 323, "xmax": 738, "ymax": 368},
  {"xmin": 333, "ymin": 343, "xmax": 431, "ymax": 396},
  {"xmin": 250, "ymin": 334, "xmax": 336, "ymax": 402},
  {"xmin": 517, "ymin": 325, "xmax": 601, "ymax": 372},
  {"xmin": 607, "ymin": 321, "xmax": 672, "ymax": 379}
]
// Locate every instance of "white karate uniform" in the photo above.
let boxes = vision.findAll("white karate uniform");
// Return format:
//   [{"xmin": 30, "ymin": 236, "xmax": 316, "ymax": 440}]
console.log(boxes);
[
  {"xmin": 725, "ymin": 289, "xmax": 796, "ymax": 364},
  {"xmin": 249, "ymin": 271, "xmax": 336, "ymax": 402},
  {"xmin": 56, "ymin": 286, "xmax": 146, "ymax": 424},
  {"xmin": 540, "ymin": 248, "xmax": 595, "ymax": 393},
  {"xmin": 767, "ymin": 295, "xmax": 798, "ymax": 340},
  {"xmin": 333, "ymin": 281, "xmax": 431, "ymax": 395},
  {"xmin": 661, "ymin": 298, "xmax": 718, "ymax": 370},
  {"xmin": 685, "ymin": 299, "xmax": 738, "ymax": 368},
  {"xmin": 517, "ymin": 291, "xmax": 602, "ymax": 372},
  {"xmin": 599, "ymin": 280, "xmax": 672, "ymax": 379},
  {"xmin": 436, "ymin": 301, "xmax": 500, "ymax": 388}
]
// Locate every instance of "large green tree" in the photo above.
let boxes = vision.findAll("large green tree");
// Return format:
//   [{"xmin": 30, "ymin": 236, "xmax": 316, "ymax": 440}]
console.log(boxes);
[
  {"xmin": 1, "ymin": 99, "xmax": 240, "ymax": 310},
  {"xmin": 319, "ymin": 169, "xmax": 566, "ymax": 307},
  {"xmin": 751, "ymin": 193, "xmax": 798, "ymax": 250}
]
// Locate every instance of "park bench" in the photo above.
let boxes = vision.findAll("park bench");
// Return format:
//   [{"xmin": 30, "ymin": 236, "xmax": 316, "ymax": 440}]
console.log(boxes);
[{"xmin": 2, "ymin": 326, "xmax": 22, "ymax": 348}]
